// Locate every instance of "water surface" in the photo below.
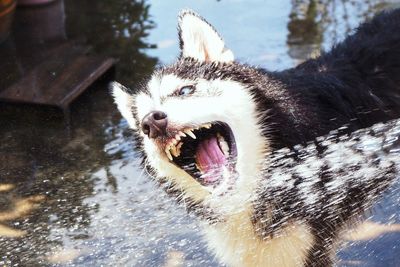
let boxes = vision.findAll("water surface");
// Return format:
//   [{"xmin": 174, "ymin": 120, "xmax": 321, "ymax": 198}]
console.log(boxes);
[{"xmin": 1, "ymin": 0, "xmax": 400, "ymax": 266}]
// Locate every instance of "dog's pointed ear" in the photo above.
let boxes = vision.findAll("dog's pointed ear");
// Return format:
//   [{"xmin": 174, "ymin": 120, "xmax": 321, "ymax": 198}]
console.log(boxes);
[
  {"xmin": 110, "ymin": 82, "xmax": 137, "ymax": 130},
  {"xmin": 178, "ymin": 10, "xmax": 234, "ymax": 63}
]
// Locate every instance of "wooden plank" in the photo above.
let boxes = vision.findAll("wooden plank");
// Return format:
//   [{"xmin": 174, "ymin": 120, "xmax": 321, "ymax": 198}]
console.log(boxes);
[{"xmin": 0, "ymin": 42, "xmax": 115, "ymax": 109}]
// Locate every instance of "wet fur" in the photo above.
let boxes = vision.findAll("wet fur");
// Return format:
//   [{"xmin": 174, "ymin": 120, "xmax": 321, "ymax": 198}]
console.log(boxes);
[{"xmin": 112, "ymin": 9, "xmax": 400, "ymax": 267}]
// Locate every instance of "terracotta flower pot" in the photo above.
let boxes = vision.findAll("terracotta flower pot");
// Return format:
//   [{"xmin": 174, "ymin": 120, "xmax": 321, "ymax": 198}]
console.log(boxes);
[
  {"xmin": 18, "ymin": 0, "xmax": 56, "ymax": 6},
  {"xmin": 0, "ymin": 0, "xmax": 16, "ymax": 43}
]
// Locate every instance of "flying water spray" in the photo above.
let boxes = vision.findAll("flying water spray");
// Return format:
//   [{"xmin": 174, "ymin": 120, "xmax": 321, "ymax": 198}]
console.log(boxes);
[{"xmin": 253, "ymin": 119, "xmax": 400, "ymax": 246}]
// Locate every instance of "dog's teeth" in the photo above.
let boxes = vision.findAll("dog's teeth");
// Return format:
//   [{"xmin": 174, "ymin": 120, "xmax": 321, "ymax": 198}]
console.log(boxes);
[
  {"xmin": 165, "ymin": 146, "xmax": 173, "ymax": 161},
  {"xmin": 176, "ymin": 142, "xmax": 183, "ymax": 155},
  {"xmin": 217, "ymin": 133, "xmax": 229, "ymax": 155},
  {"xmin": 171, "ymin": 138, "xmax": 178, "ymax": 145},
  {"xmin": 184, "ymin": 129, "xmax": 196, "ymax": 139},
  {"xmin": 175, "ymin": 134, "xmax": 181, "ymax": 141},
  {"xmin": 175, "ymin": 142, "xmax": 182, "ymax": 156},
  {"xmin": 195, "ymin": 163, "xmax": 203, "ymax": 174},
  {"xmin": 165, "ymin": 150, "xmax": 173, "ymax": 161},
  {"xmin": 203, "ymin": 123, "xmax": 212, "ymax": 129},
  {"xmin": 178, "ymin": 131, "xmax": 186, "ymax": 137},
  {"xmin": 171, "ymin": 145, "xmax": 179, "ymax": 157}
]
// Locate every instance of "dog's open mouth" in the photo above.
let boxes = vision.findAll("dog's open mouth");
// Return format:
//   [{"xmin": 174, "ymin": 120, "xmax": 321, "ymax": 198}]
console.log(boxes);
[{"xmin": 163, "ymin": 122, "xmax": 237, "ymax": 187}]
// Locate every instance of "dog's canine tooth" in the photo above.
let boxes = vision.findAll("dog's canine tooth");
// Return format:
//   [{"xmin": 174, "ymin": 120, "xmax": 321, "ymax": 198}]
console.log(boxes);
[
  {"xmin": 217, "ymin": 133, "xmax": 229, "ymax": 155},
  {"xmin": 165, "ymin": 147, "xmax": 173, "ymax": 161},
  {"xmin": 217, "ymin": 132, "xmax": 223, "ymax": 141},
  {"xmin": 171, "ymin": 144, "xmax": 179, "ymax": 157},
  {"xmin": 184, "ymin": 129, "xmax": 196, "ymax": 139},
  {"xmin": 220, "ymin": 141, "xmax": 229, "ymax": 156},
  {"xmin": 203, "ymin": 123, "xmax": 212, "ymax": 129}
]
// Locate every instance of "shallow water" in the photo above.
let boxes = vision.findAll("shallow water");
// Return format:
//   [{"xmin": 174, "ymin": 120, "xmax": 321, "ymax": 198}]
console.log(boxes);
[{"xmin": 1, "ymin": 0, "xmax": 400, "ymax": 266}]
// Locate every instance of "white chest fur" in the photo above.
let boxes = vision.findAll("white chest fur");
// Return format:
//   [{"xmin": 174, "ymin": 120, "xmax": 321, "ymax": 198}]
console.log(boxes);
[{"xmin": 202, "ymin": 210, "xmax": 314, "ymax": 267}]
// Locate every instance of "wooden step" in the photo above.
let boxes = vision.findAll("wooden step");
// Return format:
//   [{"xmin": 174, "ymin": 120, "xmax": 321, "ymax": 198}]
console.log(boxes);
[{"xmin": 0, "ymin": 42, "xmax": 115, "ymax": 109}]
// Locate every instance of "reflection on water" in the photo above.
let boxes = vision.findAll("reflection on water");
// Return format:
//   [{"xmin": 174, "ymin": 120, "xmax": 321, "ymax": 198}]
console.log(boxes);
[
  {"xmin": 0, "ymin": 0, "xmax": 158, "ymax": 265},
  {"xmin": 0, "ymin": 0, "xmax": 399, "ymax": 266},
  {"xmin": 0, "ymin": 183, "xmax": 44, "ymax": 238},
  {"xmin": 0, "ymin": 0, "xmax": 67, "ymax": 91},
  {"xmin": 287, "ymin": 0, "xmax": 395, "ymax": 62},
  {"xmin": 0, "ymin": 90, "xmax": 119, "ymax": 265},
  {"xmin": 66, "ymin": 0, "xmax": 157, "ymax": 87}
]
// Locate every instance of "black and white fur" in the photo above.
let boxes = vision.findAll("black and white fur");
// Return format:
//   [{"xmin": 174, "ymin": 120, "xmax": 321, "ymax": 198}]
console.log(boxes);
[{"xmin": 112, "ymin": 9, "xmax": 400, "ymax": 267}]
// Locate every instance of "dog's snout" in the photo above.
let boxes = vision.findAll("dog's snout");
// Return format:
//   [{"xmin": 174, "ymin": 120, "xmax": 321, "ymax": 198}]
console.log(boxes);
[{"xmin": 141, "ymin": 111, "xmax": 168, "ymax": 138}]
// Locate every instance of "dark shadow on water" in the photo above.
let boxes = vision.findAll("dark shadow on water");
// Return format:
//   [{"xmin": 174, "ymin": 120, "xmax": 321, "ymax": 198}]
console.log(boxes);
[
  {"xmin": 66, "ymin": 0, "xmax": 158, "ymax": 88},
  {"xmin": 0, "ymin": 0, "xmax": 156, "ymax": 265}
]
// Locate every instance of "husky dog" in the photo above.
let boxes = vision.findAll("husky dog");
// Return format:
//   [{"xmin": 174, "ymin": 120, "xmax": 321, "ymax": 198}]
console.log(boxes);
[{"xmin": 112, "ymin": 9, "xmax": 400, "ymax": 267}]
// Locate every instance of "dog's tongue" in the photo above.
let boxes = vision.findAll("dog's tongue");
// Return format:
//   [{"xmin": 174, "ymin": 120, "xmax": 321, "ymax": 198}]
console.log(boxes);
[{"xmin": 195, "ymin": 137, "xmax": 226, "ymax": 183}]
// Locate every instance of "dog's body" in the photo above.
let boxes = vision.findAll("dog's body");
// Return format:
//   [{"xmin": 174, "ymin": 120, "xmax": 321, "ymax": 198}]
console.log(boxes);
[{"xmin": 112, "ymin": 9, "xmax": 400, "ymax": 267}]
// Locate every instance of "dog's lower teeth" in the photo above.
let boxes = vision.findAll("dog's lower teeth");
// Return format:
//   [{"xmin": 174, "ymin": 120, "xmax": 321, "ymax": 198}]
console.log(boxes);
[
  {"xmin": 166, "ymin": 141, "xmax": 183, "ymax": 159},
  {"xmin": 176, "ymin": 142, "xmax": 183, "ymax": 156},
  {"xmin": 217, "ymin": 133, "xmax": 229, "ymax": 155},
  {"xmin": 165, "ymin": 148, "xmax": 173, "ymax": 161},
  {"xmin": 195, "ymin": 163, "xmax": 204, "ymax": 174},
  {"xmin": 171, "ymin": 146, "xmax": 179, "ymax": 157}
]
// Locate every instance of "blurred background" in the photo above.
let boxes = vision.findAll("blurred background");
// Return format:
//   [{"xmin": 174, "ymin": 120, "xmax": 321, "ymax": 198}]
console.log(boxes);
[{"xmin": 0, "ymin": 0, "xmax": 400, "ymax": 266}]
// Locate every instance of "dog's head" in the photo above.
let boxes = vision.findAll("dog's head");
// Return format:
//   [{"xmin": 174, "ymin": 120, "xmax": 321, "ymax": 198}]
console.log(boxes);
[{"xmin": 112, "ymin": 10, "xmax": 269, "ymax": 214}]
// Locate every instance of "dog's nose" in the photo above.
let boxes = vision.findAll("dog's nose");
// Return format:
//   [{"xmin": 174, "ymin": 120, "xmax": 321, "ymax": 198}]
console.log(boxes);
[{"xmin": 141, "ymin": 111, "xmax": 168, "ymax": 138}]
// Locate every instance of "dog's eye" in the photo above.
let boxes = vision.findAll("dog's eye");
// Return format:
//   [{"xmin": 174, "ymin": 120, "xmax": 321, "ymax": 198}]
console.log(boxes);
[{"xmin": 178, "ymin": 85, "xmax": 195, "ymax": 96}]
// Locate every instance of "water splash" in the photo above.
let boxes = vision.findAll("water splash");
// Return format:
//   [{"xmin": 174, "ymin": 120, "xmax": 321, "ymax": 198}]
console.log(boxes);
[{"xmin": 254, "ymin": 119, "xmax": 400, "ymax": 240}]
